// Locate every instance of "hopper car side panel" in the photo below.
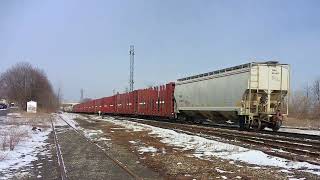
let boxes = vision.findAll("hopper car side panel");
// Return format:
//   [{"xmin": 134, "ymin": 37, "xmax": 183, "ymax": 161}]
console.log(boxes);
[{"xmin": 174, "ymin": 62, "xmax": 290, "ymax": 131}]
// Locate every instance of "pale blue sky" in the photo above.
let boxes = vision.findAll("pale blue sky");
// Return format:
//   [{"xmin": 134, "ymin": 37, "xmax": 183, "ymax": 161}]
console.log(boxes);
[{"xmin": 1, "ymin": 0, "xmax": 320, "ymax": 101}]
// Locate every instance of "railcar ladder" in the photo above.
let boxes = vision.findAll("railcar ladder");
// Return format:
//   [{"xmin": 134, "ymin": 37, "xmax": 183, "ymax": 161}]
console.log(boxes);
[{"xmin": 249, "ymin": 65, "xmax": 259, "ymax": 114}]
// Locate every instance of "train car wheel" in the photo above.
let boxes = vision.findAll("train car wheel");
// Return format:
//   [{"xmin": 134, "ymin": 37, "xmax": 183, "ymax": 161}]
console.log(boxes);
[
  {"xmin": 272, "ymin": 121, "xmax": 282, "ymax": 132},
  {"xmin": 251, "ymin": 119, "xmax": 261, "ymax": 131}
]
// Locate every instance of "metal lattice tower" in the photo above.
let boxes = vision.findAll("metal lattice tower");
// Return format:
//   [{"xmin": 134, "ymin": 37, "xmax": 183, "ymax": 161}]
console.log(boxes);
[
  {"xmin": 129, "ymin": 45, "xmax": 135, "ymax": 92},
  {"xmin": 80, "ymin": 88, "xmax": 84, "ymax": 101}
]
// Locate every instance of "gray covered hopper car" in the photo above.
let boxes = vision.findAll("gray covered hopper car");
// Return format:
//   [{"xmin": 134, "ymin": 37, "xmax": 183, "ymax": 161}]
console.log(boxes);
[{"xmin": 174, "ymin": 61, "xmax": 290, "ymax": 131}]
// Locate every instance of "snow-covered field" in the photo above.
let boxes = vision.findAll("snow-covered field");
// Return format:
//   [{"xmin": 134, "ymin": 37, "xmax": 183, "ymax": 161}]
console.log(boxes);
[
  {"xmin": 0, "ymin": 114, "xmax": 51, "ymax": 179},
  {"xmin": 96, "ymin": 116, "xmax": 320, "ymax": 176}
]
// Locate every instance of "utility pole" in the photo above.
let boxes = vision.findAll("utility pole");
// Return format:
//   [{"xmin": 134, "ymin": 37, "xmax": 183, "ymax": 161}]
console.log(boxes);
[
  {"xmin": 129, "ymin": 45, "xmax": 135, "ymax": 92},
  {"xmin": 80, "ymin": 88, "xmax": 84, "ymax": 102}
]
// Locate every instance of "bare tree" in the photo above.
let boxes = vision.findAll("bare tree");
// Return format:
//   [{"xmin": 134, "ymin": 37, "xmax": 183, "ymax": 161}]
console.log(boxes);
[
  {"xmin": 0, "ymin": 62, "xmax": 58, "ymax": 111},
  {"xmin": 310, "ymin": 78, "xmax": 320, "ymax": 118},
  {"xmin": 311, "ymin": 79, "xmax": 320, "ymax": 102},
  {"xmin": 289, "ymin": 90, "xmax": 311, "ymax": 119},
  {"xmin": 289, "ymin": 79, "xmax": 320, "ymax": 120}
]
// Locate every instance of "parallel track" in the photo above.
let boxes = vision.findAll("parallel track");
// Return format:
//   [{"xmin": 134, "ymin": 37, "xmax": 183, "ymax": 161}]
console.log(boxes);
[
  {"xmin": 203, "ymin": 122, "xmax": 320, "ymax": 141},
  {"xmin": 53, "ymin": 115, "xmax": 143, "ymax": 180},
  {"xmin": 112, "ymin": 116, "xmax": 320, "ymax": 166}
]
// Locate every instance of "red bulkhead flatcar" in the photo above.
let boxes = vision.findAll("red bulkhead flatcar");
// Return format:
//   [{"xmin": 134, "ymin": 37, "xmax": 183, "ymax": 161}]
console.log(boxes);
[{"xmin": 101, "ymin": 96, "xmax": 115, "ymax": 114}]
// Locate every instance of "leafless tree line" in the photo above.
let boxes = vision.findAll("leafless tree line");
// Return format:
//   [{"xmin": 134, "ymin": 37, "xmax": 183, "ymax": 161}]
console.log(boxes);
[
  {"xmin": 0, "ymin": 62, "xmax": 59, "ymax": 111},
  {"xmin": 289, "ymin": 78, "xmax": 320, "ymax": 120}
]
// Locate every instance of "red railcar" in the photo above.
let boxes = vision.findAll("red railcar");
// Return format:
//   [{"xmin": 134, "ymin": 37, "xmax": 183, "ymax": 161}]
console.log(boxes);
[
  {"xmin": 158, "ymin": 82, "xmax": 175, "ymax": 118},
  {"xmin": 73, "ymin": 82, "xmax": 175, "ymax": 119},
  {"xmin": 135, "ymin": 82, "xmax": 175, "ymax": 118},
  {"xmin": 101, "ymin": 96, "xmax": 115, "ymax": 114},
  {"xmin": 136, "ymin": 88, "xmax": 156, "ymax": 116},
  {"xmin": 115, "ymin": 92, "xmax": 135, "ymax": 115},
  {"xmin": 88, "ymin": 100, "xmax": 95, "ymax": 113}
]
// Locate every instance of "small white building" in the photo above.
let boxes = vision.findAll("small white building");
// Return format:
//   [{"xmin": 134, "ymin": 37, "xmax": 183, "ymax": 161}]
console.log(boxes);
[{"xmin": 27, "ymin": 101, "xmax": 37, "ymax": 113}]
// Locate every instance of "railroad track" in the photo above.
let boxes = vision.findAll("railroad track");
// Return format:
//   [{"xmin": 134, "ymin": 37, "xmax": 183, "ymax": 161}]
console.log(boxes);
[
  {"xmin": 51, "ymin": 115, "xmax": 143, "ymax": 180},
  {"xmin": 203, "ymin": 122, "xmax": 320, "ymax": 141},
  {"xmin": 51, "ymin": 117, "xmax": 67, "ymax": 180},
  {"xmin": 112, "ymin": 116, "xmax": 320, "ymax": 166}
]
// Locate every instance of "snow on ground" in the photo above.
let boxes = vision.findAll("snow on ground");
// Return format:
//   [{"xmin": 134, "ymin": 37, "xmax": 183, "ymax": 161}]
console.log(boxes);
[
  {"xmin": 278, "ymin": 128, "xmax": 320, "ymax": 136},
  {"xmin": 6, "ymin": 113, "xmax": 22, "ymax": 118},
  {"xmin": 97, "ymin": 116, "xmax": 320, "ymax": 176},
  {"xmin": 54, "ymin": 113, "xmax": 110, "ymax": 144},
  {"xmin": 83, "ymin": 129, "xmax": 103, "ymax": 139},
  {"xmin": 0, "ymin": 121, "xmax": 51, "ymax": 179},
  {"xmin": 138, "ymin": 146, "xmax": 158, "ymax": 154},
  {"xmin": 55, "ymin": 113, "xmax": 80, "ymax": 128}
]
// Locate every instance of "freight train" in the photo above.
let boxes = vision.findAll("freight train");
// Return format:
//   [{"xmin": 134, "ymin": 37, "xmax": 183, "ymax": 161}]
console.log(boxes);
[{"xmin": 73, "ymin": 61, "xmax": 290, "ymax": 131}]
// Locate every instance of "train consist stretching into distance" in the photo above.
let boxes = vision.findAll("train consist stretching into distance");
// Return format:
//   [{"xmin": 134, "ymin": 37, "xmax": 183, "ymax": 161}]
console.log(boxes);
[{"xmin": 73, "ymin": 61, "xmax": 290, "ymax": 131}]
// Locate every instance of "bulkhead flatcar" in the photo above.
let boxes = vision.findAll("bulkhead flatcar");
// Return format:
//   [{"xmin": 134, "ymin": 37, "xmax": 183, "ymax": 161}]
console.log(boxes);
[{"xmin": 73, "ymin": 82, "xmax": 176, "ymax": 119}]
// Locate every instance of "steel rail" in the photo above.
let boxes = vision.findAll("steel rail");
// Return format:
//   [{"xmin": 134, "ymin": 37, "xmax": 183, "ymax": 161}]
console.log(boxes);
[
  {"xmin": 57, "ymin": 115, "xmax": 143, "ymax": 180},
  {"xmin": 51, "ymin": 117, "xmax": 68, "ymax": 180}
]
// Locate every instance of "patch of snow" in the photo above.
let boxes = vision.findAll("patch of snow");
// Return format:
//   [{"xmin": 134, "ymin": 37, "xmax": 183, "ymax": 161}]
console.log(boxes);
[
  {"xmin": 278, "ymin": 128, "xmax": 320, "ymax": 136},
  {"xmin": 98, "ymin": 137, "xmax": 111, "ymax": 141},
  {"xmin": 279, "ymin": 169, "xmax": 292, "ymax": 173},
  {"xmin": 100, "ymin": 118, "xmax": 320, "ymax": 176},
  {"xmin": 7, "ymin": 113, "xmax": 21, "ymax": 117},
  {"xmin": 138, "ymin": 146, "xmax": 157, "ymax": 154},
  {"xmin": 83, "ymin": 129, "xmax": 103, "ymax": 137},
  {"xmin": 215, "ymin": 167, "xmax": 233, "ymax": 174},
  {"xmin": 55, "ymin": 113, "xmax": 80, "ymax": 128},
  {"xmin": 0, "ymin": 125, "xmax": 50, "ymax": 179},
  {"xmin": 161, "ymin": 147, "xmax": 166, "ymax": 154}
]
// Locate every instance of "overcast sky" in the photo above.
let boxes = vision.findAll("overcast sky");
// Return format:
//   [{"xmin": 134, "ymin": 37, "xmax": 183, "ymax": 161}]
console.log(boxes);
[{"xmin": 1, "ymin": 0, "xmax": 320, "ymax": 102}]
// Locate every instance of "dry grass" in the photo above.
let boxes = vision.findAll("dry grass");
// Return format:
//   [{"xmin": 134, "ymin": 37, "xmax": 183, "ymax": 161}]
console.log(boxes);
[
  {"xmin": 6, "ymin": 111, "xmax": 51, "ymax": 129},
  {"xmin": 0, "ymin": 126, "xmax": 29, "ymax": 151},
  {"xmin": 284, "ymin": 117, "xmax": 320, "ymax": 129},
  {"xmin": 0, "ymin": 151, "xmax": 6, "ymax": 160}
]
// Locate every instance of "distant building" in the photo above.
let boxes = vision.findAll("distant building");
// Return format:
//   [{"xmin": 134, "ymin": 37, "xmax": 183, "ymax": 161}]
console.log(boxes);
[
  {"xmin": 27, "ymin": 101, "xmax": 37, "ymax": 113},
  {"xmin": 60, "ymin": 102, "xmax": 79, "ymax": 112}
]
